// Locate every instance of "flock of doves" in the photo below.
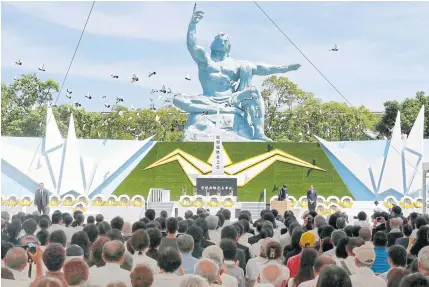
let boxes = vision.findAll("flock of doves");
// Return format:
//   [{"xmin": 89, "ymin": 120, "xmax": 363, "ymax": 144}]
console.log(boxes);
[{"xmin": 13, "ymin": 58, "xmax": 193, "ymax": 139}]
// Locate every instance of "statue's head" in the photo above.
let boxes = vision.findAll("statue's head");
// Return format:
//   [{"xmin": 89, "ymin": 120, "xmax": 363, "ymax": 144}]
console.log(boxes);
[{"xmin": 210, "ymin": 32, "xmax": 231, "ymax": 56}]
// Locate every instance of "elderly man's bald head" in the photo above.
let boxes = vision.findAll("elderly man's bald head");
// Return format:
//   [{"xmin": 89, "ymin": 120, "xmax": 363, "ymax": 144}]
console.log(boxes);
[
  {"xmin": 63, "ymin": 258, "xmax": 89, "ymax": 286},
  {"xmin": 359, "ymin": 227, "xmax": 372, "ymax": 242},
  {"xmin": 102, "ymin": 240, "xmax": 125, "ymax": 264},
  {"xmin": 5, "ymin": 247, "xmax": 28, "ymax": 271},
  {"xmin": 260, "ymin": 263, "xmax": 288, "ymax": 287},
  {"xmin": 131, "ymin": 264, "xmax": 154, "ymax": 287},
  {"xmin": 195, "ymin": 258, "xmax": 219, "ymax": 283}
]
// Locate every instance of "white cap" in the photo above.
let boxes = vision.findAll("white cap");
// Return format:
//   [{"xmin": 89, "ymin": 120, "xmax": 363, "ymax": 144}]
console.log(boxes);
[{"xmin": 353, "ymin": 242, "xmax": 375, "ymax": 265}]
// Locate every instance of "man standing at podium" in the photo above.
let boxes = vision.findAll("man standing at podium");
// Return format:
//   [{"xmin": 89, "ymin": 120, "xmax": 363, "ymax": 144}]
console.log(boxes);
[
  {"xmin": 278, "ymin": 184, "xmax": 288, "ymax": 201},
  {"xmin": 307, "ymin": 185, "xmax": 317, "ymax": 212}
]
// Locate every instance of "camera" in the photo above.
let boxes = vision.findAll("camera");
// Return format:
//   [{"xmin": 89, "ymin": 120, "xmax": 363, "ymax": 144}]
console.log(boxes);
[
  {"xmin": 19, "ymin": 241, "xmax": 37, "ymax": 254},
  {"xmin": 376, "ymin": 217, "xmax": 382, "ymax": 222}
]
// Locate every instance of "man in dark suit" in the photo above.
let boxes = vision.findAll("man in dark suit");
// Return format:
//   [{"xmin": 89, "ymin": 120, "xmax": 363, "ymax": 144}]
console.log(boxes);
[
  {"xmin": 307, "ymin": 185, "xmax": 318, "ymax": 212},
  {"xmin": 34, "ymin": 182, "xmax": 49, "ymax": 215},
  {"xmin": 278, "ymin": 184, "xmax": 288, "ymax": 201}
]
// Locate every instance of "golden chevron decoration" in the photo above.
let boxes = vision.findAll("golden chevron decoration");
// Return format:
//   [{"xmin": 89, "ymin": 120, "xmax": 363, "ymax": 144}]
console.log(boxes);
[{"xmin": 144, "ymin": 148, "xmax": 326, "ymax": 187}]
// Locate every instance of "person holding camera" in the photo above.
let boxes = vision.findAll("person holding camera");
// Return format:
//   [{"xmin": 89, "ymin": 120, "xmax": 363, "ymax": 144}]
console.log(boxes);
[{"xmin": 3, "ymin": 247, "xmax": 31, "ymax": 283}]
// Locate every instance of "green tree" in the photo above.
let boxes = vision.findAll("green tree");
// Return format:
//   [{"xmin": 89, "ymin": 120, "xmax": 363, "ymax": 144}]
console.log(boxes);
[{"xmin": 376, "ymin": 91, "xmax": 428, "ymax": 138}]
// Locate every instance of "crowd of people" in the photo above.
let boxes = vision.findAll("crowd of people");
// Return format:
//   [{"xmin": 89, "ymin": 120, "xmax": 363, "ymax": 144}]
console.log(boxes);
[{"xmin": 2, "ymin": 204, "xmax": 429, "ymax": 287}]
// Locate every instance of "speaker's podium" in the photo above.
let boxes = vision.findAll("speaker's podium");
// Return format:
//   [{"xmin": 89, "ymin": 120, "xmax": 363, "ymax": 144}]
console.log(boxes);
[{"xmin": 271, "ymin": 198, "xmax": 294, "ymax": 215}]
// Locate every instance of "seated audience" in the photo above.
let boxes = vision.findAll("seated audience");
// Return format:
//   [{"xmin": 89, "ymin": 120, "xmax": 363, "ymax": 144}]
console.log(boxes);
[
  {"xmin": 177, "ymin": 234, "xmax": 199, "ymax": 275},
  {"xmin": 152, "ymin": 248, "xmax": 182, "ymax": 287}
]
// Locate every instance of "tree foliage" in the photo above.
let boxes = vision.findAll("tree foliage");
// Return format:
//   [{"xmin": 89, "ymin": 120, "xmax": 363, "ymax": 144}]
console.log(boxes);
[
  {"xmin": 2, "ymin": 74, "xmax": 426, "ymax": 142},
  {"xmin": 261, "ymin": 76, "xmax": 378, "ymax": 142},
  {"xmin": 375, "ymin": 91, "xmax": 428, "ymax": 138}
]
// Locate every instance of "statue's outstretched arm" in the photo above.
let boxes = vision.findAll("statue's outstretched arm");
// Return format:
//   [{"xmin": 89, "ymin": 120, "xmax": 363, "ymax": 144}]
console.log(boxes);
[
  {"xmin": 187, "ymin": 9, "xmax": 208, "ymax": 64},
  {"xmin": 253, "ymin": 63, "xmax": 301, "ymax": 76}
]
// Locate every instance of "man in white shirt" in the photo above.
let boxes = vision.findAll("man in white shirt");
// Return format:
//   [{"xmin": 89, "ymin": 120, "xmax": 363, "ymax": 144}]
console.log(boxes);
[
  {"xmin": 131, "ymin": 264, "xmax": 155, "ymax": 287},
  {"xmin": 73, "ymin": 214, "xmax": 85, "ymax": 233},
  {"xmin": 354, "ymin": 212, "xmax": 371, "ymax": 228},
  {"xmin": 88, "ymin": 240, "xmax": 132, "ymax": 287},
  {"xmin": 349, "ymin": 242, "xmax": 386, "ymax": 287},
  {"xmin": 300, "ymin": 256, "xmax": 336, "ymax": 287},
  {"xmin": 336, "ymin": 237, "xmax": 365, "ymax": 275},
  {"xmin": 49, "ymin": 212, "xmax": 65, "ymax": 233},
  {"xmin": 4, "ymin": 247, "xmax": 31, "ymax": 282},
  {"xmin": 246, "ymin": 238, "xmax": 273, "ymax": 286},
  {"xmin": 373, "ymin": 201, "xmax": 387, "ymax": 213},
  {"xmin": 63, "ymin": 258, "xmax": 90, "ymax": 287}
]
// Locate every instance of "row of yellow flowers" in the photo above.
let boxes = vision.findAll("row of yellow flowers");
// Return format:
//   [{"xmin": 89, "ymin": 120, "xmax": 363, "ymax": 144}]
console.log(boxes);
[{"xmin": 179, "ymin": 196, "xmax": 235, "ymax": 208}]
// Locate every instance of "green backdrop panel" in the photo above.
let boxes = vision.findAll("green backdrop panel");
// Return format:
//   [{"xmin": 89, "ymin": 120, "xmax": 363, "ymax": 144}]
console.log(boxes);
[{"xmin": 114, "ymin": 142, "xmax": 351, "ymax": 202}]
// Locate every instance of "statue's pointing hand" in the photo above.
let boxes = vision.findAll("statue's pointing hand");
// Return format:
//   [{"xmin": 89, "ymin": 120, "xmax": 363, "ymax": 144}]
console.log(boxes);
[
  {"xmin": 287, "ymin": 64, "xmax": 301, "ymax": 71},
  {"xmin": 192, "ymin": 9, "xmax": 204, "ymax": 24}
]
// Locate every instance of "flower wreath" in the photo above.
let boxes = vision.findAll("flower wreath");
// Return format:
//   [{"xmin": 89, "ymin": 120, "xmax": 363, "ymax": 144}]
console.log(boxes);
[
  {"xmin": 317, "ymin": 196, "xmax": 327, "ymax": 205},
  {"xmin": 7, "ymin": 196, "xmax": 19, "ymax": 207},
  {"xmin": 49, "ymin": 196, "xmax": 61, "ymax": 207},
  {"xmin": 131, "ymin": 195, "xmax": 145, "ymax": 207},
  {"xmin": 92, "ymin": 196, "xmax": 105, "ymax": 207},
  {"xmin": 118, "ymin": 195, "xmax": 131, "ymax": 207},
  {"xmin": 76, "ymin": 195, "xmax": 89, "ymax": 205},
  {"xmin": 315, "ymin": 203, "xmax": 327, "ymax": 215},
  {"xmin": 299, "ymin": 196, "xmax": 308, "ymax": 208},
  {"xmin": 207, "ymin": 196, "xmax": 221, "ymax": 208},
  {"xmin": 73, "ymin": 202, "xmax": 87, "ymax": 213},
  {"xmin": 180, "ymin": 196, "xmax": 193, "ymax": 207},
  {"xmin": 384, "ymin": 196, "xmax": 398, "ymax": 209},
  {"xmin": 287, "ymin": 196, "xmax": 297, "ymax": 208},
  {"xmin": 327, "ymin": 203, "xmax": 341, "ymax": 215},
  {"xmin": 20, "ymin": 196, "xmax": 33, "ymax": 207},
  {"xmin": 62, "ymin": 195, "xmax": 75, "ymax": 207},
  {"xmin": 413, "ymin": 197, "xmax": 423, "ymax": 209},
  {"xmin": 340, "ymin": 196, "xmax": 354, "ymax": 208},
  {"xmin": 327, "ymin": 196, "xmax": 340, "ymax": 206},
  {"xmin": 221, "ymin": 196, "xmax": 235, "ymax": 208},
  {"xmin": 105, "ymin": 195, "xmax": 118, "ymax": 206},
  {"xmin": 400, "ymin": 196, "xmax": 414, "ymax": 209},
  {"xmin": 193, "ymin": 196, "xmax": 206, "ymax": 208}
]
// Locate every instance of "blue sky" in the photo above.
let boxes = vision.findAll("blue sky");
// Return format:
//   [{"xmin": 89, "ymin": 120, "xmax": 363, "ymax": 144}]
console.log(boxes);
[{"xmin": 2, "ymin": 1, "xmax": 429, "ymax": 112}]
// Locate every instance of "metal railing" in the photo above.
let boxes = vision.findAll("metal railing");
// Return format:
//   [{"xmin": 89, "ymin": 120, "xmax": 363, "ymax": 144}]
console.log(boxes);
[{"xmin": 147, "ymin": 188, "xmax": 170, "ymax": 209}]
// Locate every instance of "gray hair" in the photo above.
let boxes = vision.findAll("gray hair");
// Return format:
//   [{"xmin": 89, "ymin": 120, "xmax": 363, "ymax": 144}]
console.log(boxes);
[
  {"xmin": 203, "ymin": 253, "xmax": 222, "ymax": 272},
  {"xmin": 194, "ymin": 258, "xmax": 219, "ymax": 284},
  {"xmin": 205, "ymin": 215, "xmax": 219, "ymax": 230},
  {"xmin": 336, "ymin": 217, "xmax": 346, "ymax": 229},
  {"xmin": 331, "ymin": 230, "xmax": 347, "ymax": 246},
  {"xmin": 179, "ymin": 274, "xmax": 210, "ymax": 287},
  {"xmin": 260, "ymin": 262, "xmax": 289, "ymax": 286},
  {"xmin": 418, "ymin": 246, "xmax": 429, "ymax": 270},
  {"xmin": 5, "ymin": 247, "xmax": 28, "ymax": 270},
  {"xmin": 202, "ymin": 245, "xmax": 224, "ymax": 262},
  {"xmin": 359, "ymin": 227, "xmax": 372, "ymax": 242},
  {"xmin": 314, "ymin": 215, "xmax": 326, "ymax": 228},
  {"xmin": 177, "ymin": 234, "xmax": 194, "ymax": 253}
]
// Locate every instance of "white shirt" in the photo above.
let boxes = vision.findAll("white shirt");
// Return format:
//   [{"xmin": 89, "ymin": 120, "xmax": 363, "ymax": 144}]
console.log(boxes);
[
  {"xmin": 152, "ymin": 273, "xmax": 181, "ymax": 287},
  {"xmin": 309, "ymin": 228, "xmax": 320, "ymax": 242},
  {"xmin": 238, "ymin": 237, "xmax": 251, "ymax": 249},
  {"xmin": 88, "ymin": 262, "xmax": 131, "ymax": 287},
  {"xmin": 350, "ymin": 267, "xmax": 387, "ymax": 287},
  {"xmin": 245, "ymin": 256, "xmax": 267, "ymax": 281},
  {"xmin": 355, "ymin": 221, "xmax": 371, "ymax": 228},
  {"xmin": 279, "ymin": 232, "xmax": 291, "ymax": 249},
  {"xmin": 322, "ymin": 247, "xmax": 336, "ymax": 257},
  {"xmin": 49, "ymin": 223, "xmax": 65, "ymax": 233},
  {"xmin": 298, "ymin": 275, "xmax": 319, "ymax": 287},
  {"xmin": 8, "ymin": 268, "xmax": 30, "ymax": 282},
  {"xmin": 336, "ymin": 256, "xmax": 358, "ymax": 275},
  {"xmin": 132, "ymin": 253, "xmax": 160, "ymax": 274},
  {"xmin": 64, "ymin": 226, "xmax": 75, "ymax": 243},
  {"xmin": 74, "ymin": 225, "xmax": 84, "ymax": 232},
  {"xmin": 209, "ymin": 229, "xmax": 221, "ymax": 245},
  {"xmin": 410, "ymin": 229, "xmax": 418, "ymax": 239},
  {"xmin": 1, "ymin": 279, "xmax": 30, "ymax": 287},
  {"xmin": 250, "ymin": 240, "xmax": 263, "ymax": 258},
  {"xmin": 276, "ymin": 220, "xmax": 286, "ymax": 230},
  {"xmin": 221, "ymin": 273, "xmax": 238, "ymax": 287}
]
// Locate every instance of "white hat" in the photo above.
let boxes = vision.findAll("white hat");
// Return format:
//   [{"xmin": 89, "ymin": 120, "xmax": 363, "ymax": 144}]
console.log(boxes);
[{"xmin": 353, "ymin": 243, "xmax": 375, "ymax": 265}]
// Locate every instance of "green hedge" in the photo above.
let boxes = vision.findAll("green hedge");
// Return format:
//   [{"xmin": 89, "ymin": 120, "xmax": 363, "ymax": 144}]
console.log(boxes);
[{"xmin": 114, "ymin": 142, "xmax": 351, "ymax": 201}]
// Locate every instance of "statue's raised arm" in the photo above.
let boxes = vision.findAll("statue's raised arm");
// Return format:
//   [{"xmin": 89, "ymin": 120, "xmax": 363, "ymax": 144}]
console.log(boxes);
[
  {"xmin": 187, "ymin": 5, "xmax": 208, "ymax": 65},
  {"xmin": 252, "ymin": 63, "xmax": 301, "ymax": 76}
]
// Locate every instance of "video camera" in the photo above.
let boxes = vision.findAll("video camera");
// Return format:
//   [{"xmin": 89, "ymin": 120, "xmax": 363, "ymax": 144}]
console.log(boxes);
[{"xmin": 18, "ymin": 241, "xmax": 37, "ymax": 254}]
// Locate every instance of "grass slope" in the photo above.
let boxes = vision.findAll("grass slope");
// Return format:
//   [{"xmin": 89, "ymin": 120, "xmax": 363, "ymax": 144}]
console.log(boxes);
[{"xmin": 114, "ymin": 142, "xmax": 351, "ymax": 202}]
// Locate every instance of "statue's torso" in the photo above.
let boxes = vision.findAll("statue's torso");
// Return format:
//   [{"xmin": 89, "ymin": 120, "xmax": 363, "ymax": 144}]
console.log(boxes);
[{"xmin": 198, "ymin": 57, "xmax": 240, "ymax": 97}]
